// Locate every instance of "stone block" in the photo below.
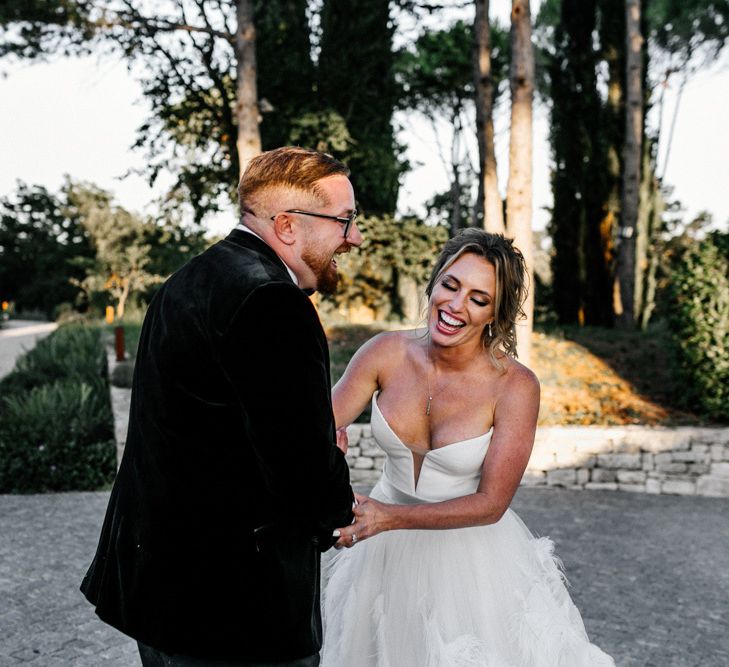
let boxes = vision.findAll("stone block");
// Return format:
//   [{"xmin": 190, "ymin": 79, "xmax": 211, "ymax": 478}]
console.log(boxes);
[
  {"xmin": 349, "ymin": 469, "xmax": 381, "ymax": 485},
  {"xmin": 576, "ymin": 468, "xmax": 590, "ymax": 485},
  {"xmin": 709, "ymin": 462, "xmax": 729, "ymax": 479},
  {"xmin": 687, "ymin": 464, "xmax": 711, "ymax": 475},
  {"xmin": 521, "ymin": 471, "xmax": 546, "ymax": 486},
  {"xmin": 617, "ymin": 470, "xmax": 647, "ymax": 484},
  {"xmin": 710, "ymin": 445, "xmax": 725, "ymax": 461},
  {"xmin": 596, "ymin": 453, "xmax": 642, "ymax": 469},
  {"xmin": 373, "ymin": 457, "xmax": 385, "ymax": 471},
  {"xmin": 692, "ymin": 428, "xmax": 729, "ymax": 445},
  {"xmin": 656, "ymin": 462, "xmax": 688, "ymax": 474},
  {"xmin": 697, "ymin": 476, "xmax": 729, "ymax": 497},
  {"xmin": 526, "ymin": 449, "xmax": 557, "ymax": 471},
  {"xmin": 591, "ymin": 469, "xmax": 617, "ymax": 483},
  {"xmin": 585, "ymin": 482, "xmax": 619, "ymax": 491},
  {"xmin": 672, "ymin": 450, "xmax": 709, "ymax": 463},
  {"xmin": 640, "ymin": 430, "xmax": 692, "ymax": 453},
  {"xmin": 646, "ymin": 479, "xmax": 661, "ymax": 494},
  {"xmin": 345, "ymin": 446, "xmax": 361, "ymax": 460},
  {"xmin": 547, "ymin": 469, "xmax": 577, "ymax": 487},
  {"xmin": 654, "ymin": 452, "xmax": 673, "ymax": 465},
  {"xmin": 354, "ymin": 456, "xmax": 374, "ymax": 470},
  {"xmin": 618, "ymin": 483, "xmax": 646, "ymax": 493},
  {"xmin": 346, "ymin": 426, "xmax": 362, "ymax": 446},
  {"xmin": 642, "ymin": 453, "xmax": 654, "ymax": 471},
  {"xmin": 661, "ymin": 479, "xmax": 696, "ymax": 496},
  {"xmin": 359, "ymin": 437, "xmax": 381, "ymax": 457}
]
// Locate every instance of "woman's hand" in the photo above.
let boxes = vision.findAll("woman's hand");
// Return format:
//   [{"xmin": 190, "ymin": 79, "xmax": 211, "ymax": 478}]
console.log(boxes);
[
  {"xmin": 334, "ymin": 493, "xmax": 392, "ymax": 548},
  {"xmin": 335, "ymin": 427, "xmax": 349, "ymax": 455}
]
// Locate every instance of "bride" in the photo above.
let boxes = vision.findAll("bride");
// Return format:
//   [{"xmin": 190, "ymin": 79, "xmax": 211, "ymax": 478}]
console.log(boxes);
[{"xmin": 321, "ymin": 229, "xmax": 614, "ymax": 666}]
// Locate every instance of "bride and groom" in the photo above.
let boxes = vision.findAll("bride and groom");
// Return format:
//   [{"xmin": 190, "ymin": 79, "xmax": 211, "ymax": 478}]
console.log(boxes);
[{"xmin": 81, "ymin": 147, "xmax": 614, "ymax": 666}]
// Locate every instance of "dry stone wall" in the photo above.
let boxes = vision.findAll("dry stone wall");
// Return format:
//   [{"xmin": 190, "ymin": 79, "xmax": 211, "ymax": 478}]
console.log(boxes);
[{"xmin": 345, "ymin": 424, "xmax": 729, "ymax": 497}]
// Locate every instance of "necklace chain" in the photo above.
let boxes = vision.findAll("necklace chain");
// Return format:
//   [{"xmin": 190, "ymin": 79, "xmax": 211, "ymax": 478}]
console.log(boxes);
[{"xmin": 425, "ymin": 337, "xmax": 457, "ymax": 416}]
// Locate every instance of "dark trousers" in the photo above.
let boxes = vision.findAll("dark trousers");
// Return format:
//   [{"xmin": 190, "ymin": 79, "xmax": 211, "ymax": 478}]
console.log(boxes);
[{"xmin": 138, "ymin": 642, "xmax": 320, "ymax": 667}]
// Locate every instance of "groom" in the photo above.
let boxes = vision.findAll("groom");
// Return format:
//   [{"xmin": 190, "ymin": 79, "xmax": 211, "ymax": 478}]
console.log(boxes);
[{"xmin": 81, "ymin": 147, "xmax": 362, "ymax": 666}]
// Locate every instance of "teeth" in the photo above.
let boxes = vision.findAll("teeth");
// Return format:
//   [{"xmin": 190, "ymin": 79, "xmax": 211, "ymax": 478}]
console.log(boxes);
[{"xmin": 440, "ymin": 311, "xmax": 464, "ymax": 327}]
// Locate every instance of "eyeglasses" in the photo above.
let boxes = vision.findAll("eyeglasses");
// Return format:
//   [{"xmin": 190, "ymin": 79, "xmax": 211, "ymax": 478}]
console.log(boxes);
[{"xmin": 271, "ymin": 209, "xmax": 358, "ymax": 239}]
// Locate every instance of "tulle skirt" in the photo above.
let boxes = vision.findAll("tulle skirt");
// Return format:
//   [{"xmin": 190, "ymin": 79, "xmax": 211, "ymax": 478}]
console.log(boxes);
[{"xmin": 321, "ymin": 485, "xmax": 614, "ymax": 667}]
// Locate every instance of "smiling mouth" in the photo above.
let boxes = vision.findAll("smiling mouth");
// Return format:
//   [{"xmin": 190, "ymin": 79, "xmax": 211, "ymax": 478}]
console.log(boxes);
[{"xmin": 437, "ymin": 310, "xmax": 466, "ymax": 332}]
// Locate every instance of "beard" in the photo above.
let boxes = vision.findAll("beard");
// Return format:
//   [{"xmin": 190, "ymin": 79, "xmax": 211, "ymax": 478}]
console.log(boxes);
[{"xmin": 302, "ymin": 245, "xmax": 342, "ymax": 295}]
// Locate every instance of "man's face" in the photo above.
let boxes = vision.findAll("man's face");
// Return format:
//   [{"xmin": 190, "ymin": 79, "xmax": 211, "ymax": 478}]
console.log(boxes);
[{"xmin": 297, "ymin": 175, "xmax": 362, "ymax": 294}]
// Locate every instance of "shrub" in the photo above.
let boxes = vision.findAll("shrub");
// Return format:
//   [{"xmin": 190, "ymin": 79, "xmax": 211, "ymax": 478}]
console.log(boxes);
[
  {"xmin": 667, "ymin": 232, "xmax": 729, "ymax": 421},
  {"xmin": 0, "ymin": 324, "xmax": 106, "ymax": 395},
  {"xmin": 0, "ymin": 325, "xmax": 116, "ymax": 492}
]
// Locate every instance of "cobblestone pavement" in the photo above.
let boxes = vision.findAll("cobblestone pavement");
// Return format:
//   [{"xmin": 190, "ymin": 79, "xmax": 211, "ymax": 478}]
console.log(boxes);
[
  {"xmin": 0, "ymin": 320, "xmax": 57, "ymax": 379},
  {"xmin": 1, "ymin": 488, "xmax": 727, "ymax": 666}
]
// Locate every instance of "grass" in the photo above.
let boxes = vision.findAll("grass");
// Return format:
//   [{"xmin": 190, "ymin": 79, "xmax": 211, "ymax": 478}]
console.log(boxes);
[{"xmin": 325, "ymin": 322, "xmax": 706, "ymax": 426}]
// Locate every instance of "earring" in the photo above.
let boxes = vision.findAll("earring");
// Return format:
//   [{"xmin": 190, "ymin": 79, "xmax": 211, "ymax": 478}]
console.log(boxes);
[{"xmin": 488, "ymin": 322, "xmax": 492, "ymax": 337}]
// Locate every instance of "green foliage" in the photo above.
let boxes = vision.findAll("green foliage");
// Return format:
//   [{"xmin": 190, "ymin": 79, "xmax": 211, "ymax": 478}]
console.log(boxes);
[
  {"xmin": 648, "ymin": 0, "xmax": 729, "ymax": 62},
  {"xmin": 0, "ymin": 324, "xmax": 116, "ymax": 492},
  {"xmin": 318, "ymin": 0, "xmax": 403, "ymax": 215},
  {"xmin": 0, "ymin": 324, "xmax": 105, "ymax": 395},
  {"xmin": 547, "ymin": 0, "xmax": 615, "ymax": 326},
  {"xmin": 395, "ymin": 19, "xmax": 508, "ymax": 233},
  {"xmin": 322, "ymin": 214, "xmax": 448, "ymax": 320},
  {"xmin": 0, "ymin": 181, "xmax": 93, "ymax": 316},
  {"xmin": 667, "ymin": 232, "xmax": 729, "ymax": 421},
  {"xmin": 255, "ymin": 0, "xmax": 316, "ymax": 150}
]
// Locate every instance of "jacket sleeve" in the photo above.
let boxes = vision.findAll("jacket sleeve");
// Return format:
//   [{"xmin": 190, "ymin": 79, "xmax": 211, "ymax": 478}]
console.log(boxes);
[{"xmin": 219, "ymin": 281, "xmax": 353, "ymax": 550}]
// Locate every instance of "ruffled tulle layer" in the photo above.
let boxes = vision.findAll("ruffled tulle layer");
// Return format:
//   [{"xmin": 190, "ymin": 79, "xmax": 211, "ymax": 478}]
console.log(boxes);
[{"xmin": 321, "ymin": 505, "xmax": 614, "ymax": 667}]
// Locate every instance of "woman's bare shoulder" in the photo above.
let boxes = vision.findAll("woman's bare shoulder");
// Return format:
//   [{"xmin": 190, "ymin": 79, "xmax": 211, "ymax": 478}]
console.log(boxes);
[
  {"xmin": 361, "ymin": 328, "xmax": 424, "ymax": 355},
  {"xmin": 498, "ymin": 356, "xmax": 540, "ymax": 399}
]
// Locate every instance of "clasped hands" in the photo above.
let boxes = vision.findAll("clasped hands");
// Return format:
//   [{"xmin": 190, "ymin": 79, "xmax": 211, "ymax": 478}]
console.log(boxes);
[{"xmin": 333, "ymin": 492, "xmax": 389, "ymax": 549}]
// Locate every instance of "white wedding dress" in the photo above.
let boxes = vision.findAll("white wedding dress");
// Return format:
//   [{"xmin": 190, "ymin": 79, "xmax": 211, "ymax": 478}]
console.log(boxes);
[{"xmin": 321, "ymin": 393, "xmax": 615, "ymax": 666}]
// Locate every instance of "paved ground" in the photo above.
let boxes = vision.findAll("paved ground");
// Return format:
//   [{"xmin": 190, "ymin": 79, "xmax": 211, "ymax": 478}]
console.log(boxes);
[
  {"xmin": 0, "ymin": 320, "xmax": 58, "ymax": 379},
  {"xmin": 1, "ymin": 488, "xmax": 727, "ymax": 666},
  {"xmin": 2, "ymin": 321, "xmax": 727, "ymax": 665}
]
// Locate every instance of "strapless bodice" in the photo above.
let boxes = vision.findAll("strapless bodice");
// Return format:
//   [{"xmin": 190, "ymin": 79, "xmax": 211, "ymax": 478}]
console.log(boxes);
[{"xmin": 369, "ymin": 392, "xmax": 493, "ymax": 504}]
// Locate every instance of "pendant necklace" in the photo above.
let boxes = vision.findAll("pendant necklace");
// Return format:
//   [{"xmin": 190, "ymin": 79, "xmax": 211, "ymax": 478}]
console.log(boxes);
[{"xmin": 425, "ymin": 338, "xmax": 456, "ymax": 416}]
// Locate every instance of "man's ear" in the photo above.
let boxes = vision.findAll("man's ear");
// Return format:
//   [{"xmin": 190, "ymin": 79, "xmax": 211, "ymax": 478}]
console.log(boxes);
[{"xmin": 272, "ymin": 213, "xmax": 297, "ymax": 246}]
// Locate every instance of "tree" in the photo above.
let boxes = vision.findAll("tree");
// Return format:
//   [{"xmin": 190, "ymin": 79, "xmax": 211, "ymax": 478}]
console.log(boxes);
[
  {"xmin": 548, "ymin": 0, "xmax": 612, "ymax": 326},
  {"xmin": 0, "ymin": 181, "xmax": 93, "ymax": 317},
  {"xmin": 0, "ymin": 2, "xmax": 329, "ymax": 222},
  {"xmin": 506, "ymin": 0, "xmax": 535, "ymax": 366},
  {"xmin": 318, "ymin": 0, "xmax": 403, "ymax": 215},
  {"xmin": 67, "ymin": 186, "xmax": 165, "ymax": 319},
  {"xmin": 474, "ymin": 0, "xmax": 506, "ymax": 233},
  {"xmin": 615, "ymin": 0, "xmax": 644, "ymax": 327}
]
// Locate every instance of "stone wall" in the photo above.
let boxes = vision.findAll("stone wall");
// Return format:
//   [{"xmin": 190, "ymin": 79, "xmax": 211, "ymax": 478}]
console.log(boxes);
[{"xmin": 345, "ymin": 424, "xmax": 729, "ymax": 497}]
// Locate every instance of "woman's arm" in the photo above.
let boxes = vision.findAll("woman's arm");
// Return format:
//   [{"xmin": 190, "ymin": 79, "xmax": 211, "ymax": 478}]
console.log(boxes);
[
  {"xmin": 331, "ymin": 332, "xmax": 400, "ymax": 429},
  {"xmin": 336, "ymin": 363, "xmax": 540, "ymax": 546}
]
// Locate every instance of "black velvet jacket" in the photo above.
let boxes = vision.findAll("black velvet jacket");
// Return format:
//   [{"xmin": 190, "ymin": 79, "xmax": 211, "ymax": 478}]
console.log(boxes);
[{"xmin": 81, "ymin": 230, "xmax": 354, "ymax": 662}]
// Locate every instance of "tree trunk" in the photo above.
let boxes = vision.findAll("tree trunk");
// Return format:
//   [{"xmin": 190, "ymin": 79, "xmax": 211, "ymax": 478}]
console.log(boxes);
[
  {"xmin": 506, "ymin": 0, "xmax": 534, "ymax": 367},
  {"xmin": 616, "ymin": 0, "xmax": 643, "ymax": 327},
  {"xmin": 235, "ymin": 0, "xmax": 262, "ymax": 176},
  {"xmin": 473, "ymin": 0, "xmax": 505, "ymax": 233}
]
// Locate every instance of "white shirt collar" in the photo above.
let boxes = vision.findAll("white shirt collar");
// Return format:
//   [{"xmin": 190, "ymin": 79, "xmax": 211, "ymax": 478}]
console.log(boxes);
[{"xmin": 235, "ymin": 223, "xmax": 298, "ymax": 286}]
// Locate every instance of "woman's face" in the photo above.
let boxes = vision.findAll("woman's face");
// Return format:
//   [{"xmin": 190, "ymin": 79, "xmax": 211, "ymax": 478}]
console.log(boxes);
[{"xmin": 428, "ymin": 253, "xmax": 496, "ymax": 348}]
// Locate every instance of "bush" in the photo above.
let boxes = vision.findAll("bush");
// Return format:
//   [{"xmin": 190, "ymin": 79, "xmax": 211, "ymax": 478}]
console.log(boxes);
[
  {"xmin": 0, "ymin": 324, "xmax": 116, "ymax": 492},
  {"xmin": 0, "ymin": 324, "xmax": 107, "ymax": 395},
  {"xmin": 667, "ymin": 232, "xmax": 729, "ymax": 421}
]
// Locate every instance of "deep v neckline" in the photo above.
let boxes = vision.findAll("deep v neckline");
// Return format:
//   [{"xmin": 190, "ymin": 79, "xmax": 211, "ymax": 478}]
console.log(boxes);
[{"xmin": 372, "ymin": 392, "xmax": 493, "ymax": 491}]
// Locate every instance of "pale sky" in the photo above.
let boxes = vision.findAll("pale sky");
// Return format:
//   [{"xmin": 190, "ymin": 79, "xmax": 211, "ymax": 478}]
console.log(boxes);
[{"xmin": 1, "ymin": 9, "xmax": 727, "ymax": 238}]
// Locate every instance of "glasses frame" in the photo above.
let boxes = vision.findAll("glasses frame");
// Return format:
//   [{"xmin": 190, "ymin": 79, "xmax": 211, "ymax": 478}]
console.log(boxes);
[{"xmin": 271, "ymin": 208, "xmax": 358, "ymax": 239}]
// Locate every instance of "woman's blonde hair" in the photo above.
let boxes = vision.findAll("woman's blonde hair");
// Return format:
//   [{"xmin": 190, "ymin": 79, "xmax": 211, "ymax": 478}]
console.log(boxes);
[{"xmin": 425, "ymin": 229, "xmax": 528, "ymax": 366}]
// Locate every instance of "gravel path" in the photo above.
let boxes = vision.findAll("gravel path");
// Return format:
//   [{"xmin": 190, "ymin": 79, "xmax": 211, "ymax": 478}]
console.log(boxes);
[{"xmin": 1, "ymin": 487, "xmax": 726, "ymax": 665}]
